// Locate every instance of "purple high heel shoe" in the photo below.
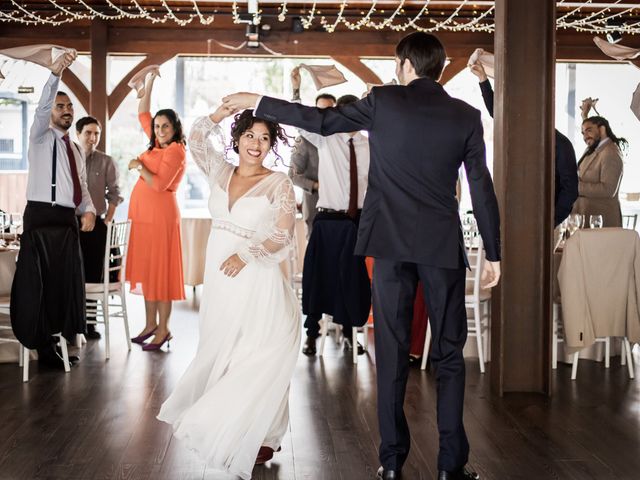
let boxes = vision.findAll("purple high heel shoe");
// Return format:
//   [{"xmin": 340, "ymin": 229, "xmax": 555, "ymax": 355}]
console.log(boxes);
[
  {"xmin": 131, "ymin": 327, "xmax": 157, "ymax": 344},
  {"xmin": 142, "ymin": 332, "xmax": 172, "ymax": 351}
]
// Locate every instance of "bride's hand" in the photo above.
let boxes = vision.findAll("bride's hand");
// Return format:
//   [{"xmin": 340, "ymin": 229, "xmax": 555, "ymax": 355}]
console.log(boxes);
[
  {"xmin": 210, "ymin": 104, "xmax": 238, "ymax": 124},
  {"xmin": 220, "ymin": 254, "xmax": 247, "ymax": 277}
]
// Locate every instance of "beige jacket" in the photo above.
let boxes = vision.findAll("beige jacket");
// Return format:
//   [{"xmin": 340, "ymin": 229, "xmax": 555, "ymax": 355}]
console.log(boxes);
[
  {"xmin": 558, "ymin": 228, "xmax": 640, "ymax": 353},
  {"xmin": 572, "ymin": 139, "xmax": 623, "ymax": 227}
]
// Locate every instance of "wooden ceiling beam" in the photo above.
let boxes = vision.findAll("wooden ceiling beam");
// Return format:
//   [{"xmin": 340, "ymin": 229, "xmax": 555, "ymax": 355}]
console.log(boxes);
[
  {"xmin": 60, "ymin": 68, "xmax": 90, "ymax": 114},
  {"xmin": 439, "ymin": 57, "xmax": 469, "ymax": 85},
  {"xmin": 331, "ymin": 56, "xmax": 382, "ymax": 85},
  {"xmin": 1, "ymin": 23, "xmax": 639, "ymax": 62}
]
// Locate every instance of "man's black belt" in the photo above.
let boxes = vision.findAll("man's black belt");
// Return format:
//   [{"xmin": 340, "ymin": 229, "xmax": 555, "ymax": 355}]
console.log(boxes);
[
  {"xmin": 317, "ymin": 207, "xmax": 347, "ymax": 213},
  {"xmin": 27, "ymin": 200, "xmax": 75, "ymax": 212}
]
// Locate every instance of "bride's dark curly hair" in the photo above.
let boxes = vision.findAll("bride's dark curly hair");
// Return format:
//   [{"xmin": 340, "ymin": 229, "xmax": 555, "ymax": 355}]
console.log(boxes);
[{"xmin": 229, "ymin": 109, "xmax": 292, "ymax": 165}]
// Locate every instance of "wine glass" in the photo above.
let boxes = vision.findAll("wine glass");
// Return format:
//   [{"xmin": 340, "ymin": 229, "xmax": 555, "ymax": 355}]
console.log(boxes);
[
  {"xmin": 9, "ymin": 212, "xmax": 22, "ymax": 244},
  {"xmin": 555, "ymin": 219, "xmax": 568, "ymax": 250},
  {"xmin": 566, "ymin": 215, "xmax": 579, "ymax": 237},
  {"xmin": 574, "ymin": 213, "xmax": 585, "ymax": 230},
  {"xmin": 589, "ymin": 214, "xmax": 603, "ymax": 229},
  {"xmin": 0, "ymin": 212, "xmax": 7, "ymax": 247},
  {"xmin": 461, "ymin": 213, "xmax": 478, "ymax": 247}
]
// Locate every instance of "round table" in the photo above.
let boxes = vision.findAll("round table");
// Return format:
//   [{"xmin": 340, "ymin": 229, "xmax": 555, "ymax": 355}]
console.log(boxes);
[{"xmin": 0, "ymin": 248, "xmax": 21, "ymax": 363}]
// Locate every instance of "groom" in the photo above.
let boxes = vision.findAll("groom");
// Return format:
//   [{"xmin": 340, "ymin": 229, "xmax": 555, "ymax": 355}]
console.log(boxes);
[{"xmin": 224, "ymin": 33, "xmax": 501, "ymax": 480}]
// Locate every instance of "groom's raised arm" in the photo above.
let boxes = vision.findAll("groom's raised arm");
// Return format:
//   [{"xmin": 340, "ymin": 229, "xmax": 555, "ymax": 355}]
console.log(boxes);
[{"xmin": 224, "ymin": 92, "xmax": 375, "ymax": 136}]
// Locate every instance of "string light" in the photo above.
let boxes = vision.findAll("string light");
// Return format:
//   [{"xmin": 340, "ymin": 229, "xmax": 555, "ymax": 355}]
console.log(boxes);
[
  {"xmin": 277, "ymin": 1, "xmax": 288, "ymax": 22},
  {"xmin": 0, "ymin": 1, "xmax": 639, "ymax": 36}
]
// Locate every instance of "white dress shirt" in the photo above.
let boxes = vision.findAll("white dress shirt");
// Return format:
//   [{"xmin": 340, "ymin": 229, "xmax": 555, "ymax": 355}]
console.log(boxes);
[
  {"xmin": 26, "ymin": 73, "xmax": 95, "ymax": 214},
  {"xmin": 298, "ymin": 130, "xmax": 370, "ymax": 211},
  {"xmin": 253, "ymin": 95, "xmax": 370, "ymax": 211}
]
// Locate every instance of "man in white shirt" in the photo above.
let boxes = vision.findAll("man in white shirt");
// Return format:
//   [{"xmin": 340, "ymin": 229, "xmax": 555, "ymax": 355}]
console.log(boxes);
[
  {"xmin": 288, "ymin": 67, "xmax": 336, "ymax": 239},
  {"xmin": 298, "ymin": 94, "xmax": 372, "ymax": 357},
  {"xmin": 11, "ymin": 54, "xmax": 96, "ymax": 370}
]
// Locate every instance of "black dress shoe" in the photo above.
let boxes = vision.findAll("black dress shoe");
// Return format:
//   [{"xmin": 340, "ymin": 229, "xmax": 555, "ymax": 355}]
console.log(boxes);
[
  {"xmin": 408, "ymin": 355, "xmax": 422, "ymax": 367},
  {"xmin": 302, "ymin": 336, "xmax": 317, "ymax": 356},
  {"xmin": 54, "ymin": 346, "xmax": 79, "ymax": 364},
  {"xmin": 376, "ymin": 466, "xmax": 400, "ymax": 479},
  {"xmin": 85, "ymin": 329, "xmax": 101, "ymax": 340},
  {"xmin": 37, "ymin": 355, "xmax": 67, "ymax": 370},
  {"xmin": 343, "ymin": 336, "xmax": 365, "ymax": 355},
  {"xmin": 438, "ymin": 466, "xmax": 480, "ymax": 480}
]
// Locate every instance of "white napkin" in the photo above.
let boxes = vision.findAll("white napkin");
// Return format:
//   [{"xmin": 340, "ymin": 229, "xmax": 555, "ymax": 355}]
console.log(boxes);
[
  {"xmin": 467, "ymin": 48, "xmax": 495, "ymax": 78},
  {"xmin": 127, "ymin": 65, "xmax": 161, "ymax": 99},
  {"xmin": 298, "ymin": 64, "xmax": 347, "ymax": 90},
  {"xmin": 0, "ymin": 44, "xmax": 77, "ymax": 78},
  {"xmin": 593, "ymin": 36, "xmax": 640, "ymax": 61}
]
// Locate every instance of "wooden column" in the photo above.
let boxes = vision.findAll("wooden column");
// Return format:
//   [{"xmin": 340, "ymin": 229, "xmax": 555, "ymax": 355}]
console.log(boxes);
[
  {"xmin": 90, "ymin": 19, "xmax": 108, "ymax": 151},
  {"xmin": 491, "ymin": 0, "xmax": 556, "ymax": 395}
]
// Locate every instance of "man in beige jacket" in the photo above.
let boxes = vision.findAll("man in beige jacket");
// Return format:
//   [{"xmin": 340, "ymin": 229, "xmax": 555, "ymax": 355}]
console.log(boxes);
[{"xmin": 572, "ymin": 115, "xmax": 628, "ymax": 227}]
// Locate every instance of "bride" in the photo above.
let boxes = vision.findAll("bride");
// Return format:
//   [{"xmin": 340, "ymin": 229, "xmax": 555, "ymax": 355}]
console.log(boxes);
[{"xmin": 157, "ymin": 106, "xmax": 300, "ymax": 479}]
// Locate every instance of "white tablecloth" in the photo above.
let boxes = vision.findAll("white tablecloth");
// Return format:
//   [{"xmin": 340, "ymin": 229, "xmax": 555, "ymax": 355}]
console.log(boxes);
[
  {"xmin": 0, "ymin": 249, "xmax": 17, "ymax": 296},
  {"xmin": 0, "ymin": 249, "xmax": 22, "ymax": 363},
  {"xmin": 181, "ymin": 215, "xmax": 212, "ymax": 287}
]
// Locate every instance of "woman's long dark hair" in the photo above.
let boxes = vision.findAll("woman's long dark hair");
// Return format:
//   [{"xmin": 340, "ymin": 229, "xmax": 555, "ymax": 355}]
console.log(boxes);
[
  {"xmin": 583, "ymin": 116, "xmax": 629, "ymax": 154},
  {"xmin": 229, "ymin": 109, "xmax": 291, "ymax": 164},
  {"xmin": 148, "ymin": 108, "xmax": 186, "ymax": 150}
]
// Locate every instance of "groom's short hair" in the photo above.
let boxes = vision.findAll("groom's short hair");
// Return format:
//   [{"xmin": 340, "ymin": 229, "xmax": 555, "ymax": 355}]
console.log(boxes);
[{"xmin": 395, "ymin": 32, "xmax": 446, "ymax": 81}]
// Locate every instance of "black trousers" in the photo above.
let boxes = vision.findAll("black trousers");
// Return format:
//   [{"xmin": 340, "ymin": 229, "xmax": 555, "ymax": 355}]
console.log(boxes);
[
  {"xmin": 302, "ymin": 210, "xmax": 370, "ymax": 338},
  {"xmin": 78, "ymin": 216, "xmax": 107, "ymax": 283},
  {"xmin": 11, "ymin": 202, "xmax": 85, "ymax": 355},
  {"xmin": 373, "ymin": 258, "xmax": 469, "ymax": 472}
]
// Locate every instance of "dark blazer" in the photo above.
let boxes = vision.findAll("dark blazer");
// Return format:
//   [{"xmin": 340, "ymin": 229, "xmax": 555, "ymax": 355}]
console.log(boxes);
[
  {"xmin": 257, "ymin": 77, "xmax": 501, "ymax": 268},
  {"xmin": 479, "ymin": 80, "xmax": 578, "ymax": 226}
]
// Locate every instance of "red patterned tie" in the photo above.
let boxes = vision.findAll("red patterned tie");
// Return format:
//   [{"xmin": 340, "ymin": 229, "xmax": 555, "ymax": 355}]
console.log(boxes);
[
  {"xmin": 347, "ymin": 138, "xmax": 358, "ymax": 219},
  {"xmin": 62, "ymin": 134, "xmax": 82, "ymax": 207}
]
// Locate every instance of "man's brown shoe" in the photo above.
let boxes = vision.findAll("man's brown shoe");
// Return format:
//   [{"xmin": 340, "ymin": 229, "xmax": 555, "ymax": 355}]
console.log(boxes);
[{"xmin": 255, "ymin": 446, "xmax": 281, "ymax": 465}]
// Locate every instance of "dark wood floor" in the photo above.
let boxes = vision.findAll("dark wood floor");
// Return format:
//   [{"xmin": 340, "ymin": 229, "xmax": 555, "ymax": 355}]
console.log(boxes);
[{"xmin": 1, "ymin": 290, "xmax": 639, "ymax": 480}]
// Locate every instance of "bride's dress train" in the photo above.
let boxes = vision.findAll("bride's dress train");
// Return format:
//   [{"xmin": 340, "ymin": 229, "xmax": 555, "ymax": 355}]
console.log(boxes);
[{"xmin": 157, "ymin": 116, "xmax": 301, "ymax": 479}]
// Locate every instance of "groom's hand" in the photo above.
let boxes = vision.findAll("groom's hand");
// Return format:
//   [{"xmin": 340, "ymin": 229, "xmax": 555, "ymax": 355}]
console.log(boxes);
[
  {"xmin": 222, "ymin": 92, "xmax": 260, "ymax": 111},
  {"xmin": 210, "ymin": 104, "xmax": 238, "ymax": 124},
  {"xmin": 220, "ymin": 254, "xmax": 247, "ymax": 278},
  {"xmin": 481, "ymin": 260, "xmax": 501, "ymax": 289}
]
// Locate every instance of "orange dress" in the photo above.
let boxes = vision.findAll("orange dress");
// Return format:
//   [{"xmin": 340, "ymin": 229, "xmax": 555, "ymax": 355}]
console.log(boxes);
[{"xmin": 126, "ymin": 112, "xmax": 186, "ymax": 301}]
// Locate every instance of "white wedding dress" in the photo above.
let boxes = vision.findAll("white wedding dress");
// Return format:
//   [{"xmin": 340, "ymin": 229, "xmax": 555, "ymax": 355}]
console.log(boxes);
[{"xmin": 157, "ymin": 116, "xmax": 301, "ymax": 479}]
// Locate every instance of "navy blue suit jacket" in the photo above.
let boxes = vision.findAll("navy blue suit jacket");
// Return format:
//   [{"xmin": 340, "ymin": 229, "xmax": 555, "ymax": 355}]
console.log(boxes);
[
  {"xmin": 256, "ymin": 77, "xmax": 501, "ymax": 268},
  {"xmin": 479, "ymin": 80, "xmax": 578, "ymax": 226}
]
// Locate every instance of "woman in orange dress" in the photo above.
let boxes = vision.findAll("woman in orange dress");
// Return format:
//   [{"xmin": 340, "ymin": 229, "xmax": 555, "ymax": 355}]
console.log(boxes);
[{"xmin": 126, "ymin": 71, "xmax": 186, "ymax": 351}]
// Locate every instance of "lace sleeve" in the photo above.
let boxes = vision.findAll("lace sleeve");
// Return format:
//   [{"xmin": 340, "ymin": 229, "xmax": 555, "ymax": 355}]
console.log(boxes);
[
  {"xmin": 237, "ymin": 176, "xmax": 297, "ymax": 265},
  {"xmin": 188, "ymin": 116, "xmax": 232, "ymax": 179}
]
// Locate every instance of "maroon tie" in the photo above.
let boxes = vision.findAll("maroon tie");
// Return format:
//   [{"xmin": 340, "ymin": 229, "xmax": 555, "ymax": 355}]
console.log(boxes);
[
  {"xmin": 347, "ymin": 138, "xmax": 358, "ymax": 219},
  {"xmin": 62, "ymin": 134, "xmax": 82, "ymax": 207}
]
